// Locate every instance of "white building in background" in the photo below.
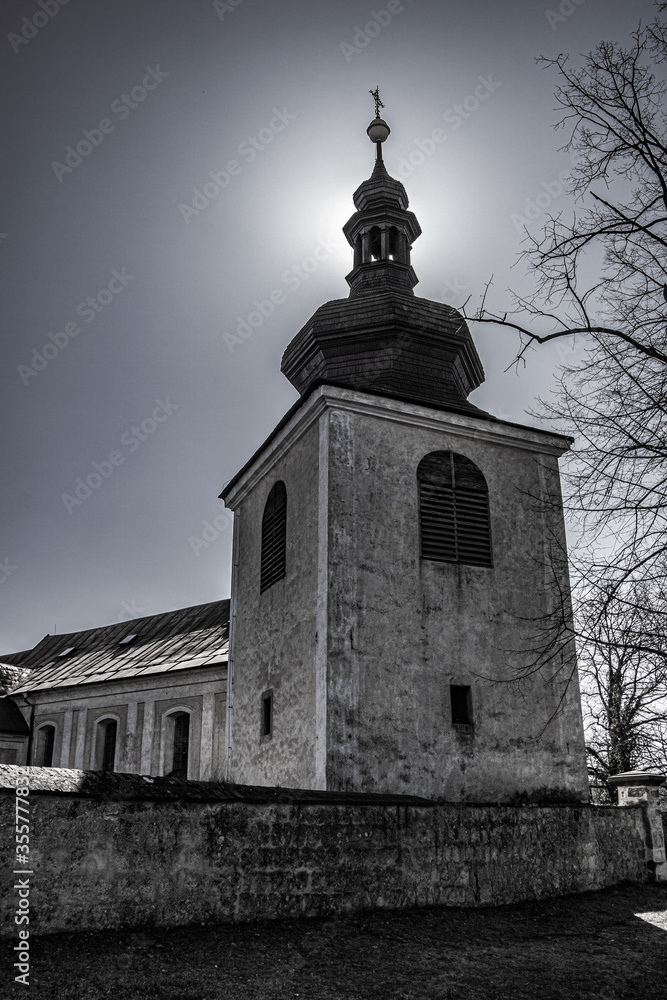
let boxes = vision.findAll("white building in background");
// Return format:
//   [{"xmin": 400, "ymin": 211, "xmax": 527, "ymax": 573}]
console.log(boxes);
[{"xmin": 0, "ymin": 600, "xmax": 228, "ymax": 781}]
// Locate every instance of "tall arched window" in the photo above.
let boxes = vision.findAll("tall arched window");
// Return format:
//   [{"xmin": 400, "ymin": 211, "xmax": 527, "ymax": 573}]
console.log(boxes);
[
  {"xmin": 169, "ymin": 712, "xmax": 190, "ymax": 779},
  {"xmin": 95, "ymin": 718, "xmax": 117, "ymax": 772},
  {"xmin": 260, "ymin": 481, "xmax": 287, "ymax": 592},
  {"xmin": 418, "ymin": 451, "xmax": 492, "ymax": 567},
  {"xmin": 35, "ymin": 724, "xmax": 56, "ymax": 767}
]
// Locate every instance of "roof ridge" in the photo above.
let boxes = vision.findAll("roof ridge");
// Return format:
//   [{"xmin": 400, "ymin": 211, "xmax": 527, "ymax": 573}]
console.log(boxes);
[{"xmin": 28, "ymin": 598, "xmax": 230, "ymax": 644}]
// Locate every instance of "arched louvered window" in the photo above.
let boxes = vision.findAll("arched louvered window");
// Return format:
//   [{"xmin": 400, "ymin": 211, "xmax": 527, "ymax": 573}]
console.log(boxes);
[
  {"xmin": 260, "ymin": 481, "xmax": 287, "ymax": 592},
  {"xmin": 418, "ymin": 451, "xmax": 492, "ymax": 567}
]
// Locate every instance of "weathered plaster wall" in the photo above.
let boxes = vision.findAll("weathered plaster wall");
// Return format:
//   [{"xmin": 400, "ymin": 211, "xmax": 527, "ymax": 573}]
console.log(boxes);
[
  {"xmin": 228, "ymin": 417, "xmax": 321, "ymax": 788},
  {"xmin": 14, "ymin": 668, "xmax": 226, "ymax": 780},
  {"xmin": 324, "ymin": 396, "xmax": 589, "ymax": 801},
  {"xmin": 224, "ymin": 387, "xmax": 588, "ymax": 799},
  {"xmin": 0, "ymin": 733, "xmax": 28, "ymax": 766},
  {"xmin": 0, "ymin": 769, "xmax": 648, "ymax": 938}
]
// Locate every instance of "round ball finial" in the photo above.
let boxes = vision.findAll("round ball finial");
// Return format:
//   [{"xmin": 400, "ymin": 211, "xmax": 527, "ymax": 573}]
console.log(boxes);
[{"xmin": 367, "ymin": 117, "xmax": 390, "ymax": 143}]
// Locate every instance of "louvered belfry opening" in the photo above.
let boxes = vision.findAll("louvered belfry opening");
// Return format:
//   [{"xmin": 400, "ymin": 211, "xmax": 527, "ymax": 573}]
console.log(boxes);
[
  {"xmin": 100, "ymin": 719, "xmax": 117, "ymax": 772},
  {"xmin": 418, "ymin": 451, "xmax": 492, "ymax": 567},
  {"xmin": 171, "ymin": 713, "xmax": 190, "ymax": 779},
  {"xmin": 260, "ymin": 481, "xmax": 287, "ymax": 592}
]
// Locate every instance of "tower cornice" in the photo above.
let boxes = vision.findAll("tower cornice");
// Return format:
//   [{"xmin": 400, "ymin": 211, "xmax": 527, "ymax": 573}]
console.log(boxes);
[{"xmin": 221, "ymin": 385, "xmax": 573, "ymax": 509}]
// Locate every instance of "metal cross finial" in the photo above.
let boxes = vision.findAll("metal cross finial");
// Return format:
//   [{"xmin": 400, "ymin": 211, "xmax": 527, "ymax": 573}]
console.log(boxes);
[{"xmin": 370, "ymin": 87, "xmax": 384, "ymax": 119}]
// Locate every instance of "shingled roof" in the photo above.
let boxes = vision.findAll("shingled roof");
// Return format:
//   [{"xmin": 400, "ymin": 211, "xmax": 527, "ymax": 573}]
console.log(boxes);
[
  {"xmin": 0, "ymin": 662, "xmax": 32, "ymax": 695},
  {"xmin": 9, "ymin": 600, "xmax": 229, "ymax": 694}
]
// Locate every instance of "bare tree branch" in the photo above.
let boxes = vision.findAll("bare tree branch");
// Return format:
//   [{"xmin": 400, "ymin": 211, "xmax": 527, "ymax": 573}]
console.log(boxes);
[{"xmin": 469, "ymin": 8, "xmax": 667, "ymax": 776}]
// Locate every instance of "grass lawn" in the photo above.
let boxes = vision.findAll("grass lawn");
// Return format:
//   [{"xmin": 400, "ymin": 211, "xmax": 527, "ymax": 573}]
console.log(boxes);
[{"xmin": 3, "ymin": 882, "xmax": 666, "ymax": 999}]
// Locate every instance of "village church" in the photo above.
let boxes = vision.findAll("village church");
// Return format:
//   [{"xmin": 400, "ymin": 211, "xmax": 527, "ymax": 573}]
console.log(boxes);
[{"xmin": 1, "ymin": 107, "xmax": 589, "ymax": 804}]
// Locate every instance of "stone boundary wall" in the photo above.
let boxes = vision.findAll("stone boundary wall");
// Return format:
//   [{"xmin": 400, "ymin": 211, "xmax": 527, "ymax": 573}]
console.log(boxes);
[{"xmin": 0, "ymin": 766, "xmax": 649, "ymax": 937}]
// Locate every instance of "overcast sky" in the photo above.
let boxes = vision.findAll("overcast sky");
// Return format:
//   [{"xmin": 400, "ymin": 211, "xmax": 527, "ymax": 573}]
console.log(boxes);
[{"xmin": 0, "ymin": 0, "xmax": 658, "ymax": 652}]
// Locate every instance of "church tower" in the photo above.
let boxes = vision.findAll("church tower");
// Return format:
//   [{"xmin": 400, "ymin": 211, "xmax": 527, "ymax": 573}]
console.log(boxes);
[{"xmin": 221, "ymin": 105, "xmax": 589, "ymax": 802}]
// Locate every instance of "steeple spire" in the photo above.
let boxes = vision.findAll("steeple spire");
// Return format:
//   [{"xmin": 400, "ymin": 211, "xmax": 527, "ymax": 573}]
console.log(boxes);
[
  {"xmin": 280, "ymin": 105, "xmax": 486, "ymax": 415},
  {"xmin": 343, "ymin": 100, "xmax": 421, "ymax": 297},
  {"xmin": 369, "ymin": 85, "xmax": 384, "ymax": 119},
  {"xmin": 367, "ymin": 87, "xmax": 390, "ymax": 163}
]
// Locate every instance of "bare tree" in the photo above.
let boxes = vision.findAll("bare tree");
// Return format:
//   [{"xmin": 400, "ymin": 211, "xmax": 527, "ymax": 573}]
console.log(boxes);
[
  {"xmin": 578, "ymin": 580, "xmax": 667, "ymax": 799},
  {"xmin": 461, "ymin": 7, "xmax": 667, "ymax": 768},
  {"xmin": 463, "ymin": 9, "xmax": 667, "ymax": 595}
]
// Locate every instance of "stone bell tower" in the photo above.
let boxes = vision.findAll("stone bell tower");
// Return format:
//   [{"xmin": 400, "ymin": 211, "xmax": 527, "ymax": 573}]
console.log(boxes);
[{"xmin": 221, "ymin": 104, "xmax": 589, "ymax": 802}]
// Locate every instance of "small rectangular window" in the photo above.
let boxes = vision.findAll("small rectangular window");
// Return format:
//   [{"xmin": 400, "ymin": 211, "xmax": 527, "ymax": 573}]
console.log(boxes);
[
  {"xmin": 450, "ymin": 685, "xmax": 472, "ymax": 726},
  {"xmin": 261, "ymin": 690, "xmax": 273, "ymax": 740}
]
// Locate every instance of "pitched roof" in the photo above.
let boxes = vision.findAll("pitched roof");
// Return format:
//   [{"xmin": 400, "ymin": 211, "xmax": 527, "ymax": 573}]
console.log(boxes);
[
  {"xmin": 10, "ymin": 600, "xmax": 229, "ymax": 694},
  {"xmin": 0, "ymin": 649, "xmax": 32, "ymax": 666},
  {"xmin": 0, "ymin": 697, "xmax": 30, "ymax": 734}
]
